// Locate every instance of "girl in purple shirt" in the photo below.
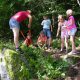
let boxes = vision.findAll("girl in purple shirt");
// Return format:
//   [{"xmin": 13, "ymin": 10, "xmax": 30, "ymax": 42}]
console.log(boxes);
[{"xmin": 66, "ymin": 9, "xmax": 77, "ymax": 54}]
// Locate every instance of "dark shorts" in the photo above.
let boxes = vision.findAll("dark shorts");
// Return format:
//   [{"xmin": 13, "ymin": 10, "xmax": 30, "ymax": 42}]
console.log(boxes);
[
  {"xmin": 43, "ymin": 29, "xmax": 51, "ymax": 38},
  {"xmin": 9, "ymin": 18, "xmax": 20, "ymax": 29}
]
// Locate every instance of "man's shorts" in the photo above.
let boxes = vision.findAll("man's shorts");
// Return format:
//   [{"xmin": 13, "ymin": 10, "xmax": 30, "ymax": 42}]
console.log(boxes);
[
  {"xmin": 9, "ymin": 18, "xmax": 20, "ymax": 29},
  {"xmin": 43, "ymin": 29, "xmax": 51, "ymax": 38},
  {"xmin": 68, "ymin": 28, "xmax": 77, "ymax": 36}
]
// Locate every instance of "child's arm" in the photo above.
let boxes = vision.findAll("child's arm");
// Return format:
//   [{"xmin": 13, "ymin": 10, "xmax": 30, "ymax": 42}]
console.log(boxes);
[
  {"xmin": 37, "ymin": 37, "xmax": 41, "ymax": 44},
  {"xmin": 41, "ymin": 20, "xmax": 44, "ymax": 26},
  {"xmin": 56, "ymin": 23, "xmax": 61, "ymax": 37}
]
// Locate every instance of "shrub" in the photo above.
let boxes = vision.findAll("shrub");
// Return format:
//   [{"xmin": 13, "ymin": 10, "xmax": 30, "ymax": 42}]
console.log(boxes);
[{"xmin": 4, "ymin": 45, "xmax": 70, "ymax": 80}]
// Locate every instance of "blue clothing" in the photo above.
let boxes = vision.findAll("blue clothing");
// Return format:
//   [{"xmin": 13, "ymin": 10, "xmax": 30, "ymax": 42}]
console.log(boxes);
[
  {"xmin": 43, "ymin": 29, "xmax": 51, "ymax": 38},
  {"xmin": 9, "ymin": 18, "xmax": 20, "ymax": 29},
  {"xmin": 68, "ymin": 28, "xmax": 77, "ymax": 36},
  {"xmin": 41, "ymin": 19, "xmax": 51, "ymax": 29}
]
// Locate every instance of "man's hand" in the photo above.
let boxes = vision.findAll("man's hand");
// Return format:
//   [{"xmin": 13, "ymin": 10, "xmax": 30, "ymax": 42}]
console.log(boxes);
[
  {"xmin": 51, "ymin": 29, "xmax": 53, "ymax": 32},
  {"xmin": 28, "ymin": 24, "xmax": 31, "ymax": 28}
]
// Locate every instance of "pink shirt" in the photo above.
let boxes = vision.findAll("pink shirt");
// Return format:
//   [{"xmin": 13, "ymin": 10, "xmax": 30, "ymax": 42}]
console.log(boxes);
[
  {"xmin": 61, "ymin": 20, "xmax": 67, "ymax": 31},
  {"xmin": 67, "ymin": 16, "xmax": 76, "ymax": 30},
  {"xmin": 12, "ymin": 11, "xmax": 30, "ymax": 22}
]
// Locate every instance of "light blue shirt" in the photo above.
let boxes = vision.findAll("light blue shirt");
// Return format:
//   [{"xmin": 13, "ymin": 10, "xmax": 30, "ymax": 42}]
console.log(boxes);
[{"xmin": 41, "ymin": 19, "xmax": 51, "ymax": 29}]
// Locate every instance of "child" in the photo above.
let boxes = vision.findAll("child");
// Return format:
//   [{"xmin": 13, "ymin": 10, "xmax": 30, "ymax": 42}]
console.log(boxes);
[
  {"xmin": 56, "ymin": 15, "xmax": 68, "ymax": 53},
  {"xmin": 37, "ymin": 31, "xmax": 47, "ymax": 48},
  {"xmin": 66, "ymin": 9, "xmax": 77, "ymax": 54},
  {"xmin": 41, "ymin": 15, "xmax": 52, "ymax": 50},
  {"xmin": 23, "ymin": 33, "xmax": 32, "ymax": 47}
]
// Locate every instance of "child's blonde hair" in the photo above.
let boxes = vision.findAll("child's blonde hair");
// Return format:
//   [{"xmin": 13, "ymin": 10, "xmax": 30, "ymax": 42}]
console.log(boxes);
[
  {"xmin": 58, "ymin": 15, "xmax": 64, "ymax": 22},
  {"xmin": 66, "ymin": 9, "xmax": 73, "ymax": 16}
]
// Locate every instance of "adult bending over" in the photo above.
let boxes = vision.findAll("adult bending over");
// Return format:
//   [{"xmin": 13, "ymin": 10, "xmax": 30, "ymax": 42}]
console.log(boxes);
[{"xmin": 9, "ymin": 10, "xmax": 32, "ymax": 51}]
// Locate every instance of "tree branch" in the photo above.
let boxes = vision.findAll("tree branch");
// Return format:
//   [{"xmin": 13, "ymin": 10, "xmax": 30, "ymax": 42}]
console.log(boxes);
[{"xmin": 77, "ymin": 0, "xmax": 80, "ymax": 6}]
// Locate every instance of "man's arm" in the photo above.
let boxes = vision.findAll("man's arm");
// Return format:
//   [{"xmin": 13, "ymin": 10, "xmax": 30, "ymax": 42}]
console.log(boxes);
[{"xmin": 27, "ymin": 14, "xmax": 32, "ymax": 28}]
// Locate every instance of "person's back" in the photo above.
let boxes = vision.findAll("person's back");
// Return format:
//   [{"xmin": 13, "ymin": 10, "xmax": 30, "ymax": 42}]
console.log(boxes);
[
  {"xmin": 12, "ymin": 11, "xmax": 30, "ymax": 22},
  {"xmin": 9, "ymin": 10, "xmax": 32, "ymax": 51}
]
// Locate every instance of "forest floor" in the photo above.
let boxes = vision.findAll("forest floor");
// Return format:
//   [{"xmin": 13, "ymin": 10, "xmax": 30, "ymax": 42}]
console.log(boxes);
[
  {"xmin": 43, "ymin": 46, "xmax": 80, "ymax": 80},
  {"xmin": 0, "ymin": 38, "xmax": 80, "ymax": 80}
]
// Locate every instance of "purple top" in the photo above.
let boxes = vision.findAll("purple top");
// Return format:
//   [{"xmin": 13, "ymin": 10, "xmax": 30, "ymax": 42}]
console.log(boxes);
[{"xmin": 67, "ymin": 16, "xmax": 77, "ymax": 30}]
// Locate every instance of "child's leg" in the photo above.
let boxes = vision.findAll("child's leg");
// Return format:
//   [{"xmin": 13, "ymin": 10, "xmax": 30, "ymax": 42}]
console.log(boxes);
[
  {"xmin": 65, "ymin": 37, "xmax": 68, "ymax": 52},
  {"xmin": 48, "ymin": 37, "xmax": 52, "ymax": 48},
  {"xmin": 70, "ymin": 35, "xmax": 76, "ymax": 52},
  {"xmin": 69, "ymin": 28, "xmax": 77, "ymax": 53},
  {"xmin": 12, "ymin": 27, "xmax": 19, "ymax": 49},
  {"xmin": 61, "ymin": 38, "xmax": 64, "ymax": 51},
  {"xmin": 47, "ymin": 29, "xmax": 52, "ymax": 49}
]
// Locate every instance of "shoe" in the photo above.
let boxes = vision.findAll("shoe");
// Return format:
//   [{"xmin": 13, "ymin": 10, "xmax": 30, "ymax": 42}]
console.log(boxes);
[
  {"xmin": 46, "ymin": 48, "xmax": 51, "ymax": 52},
  {"xmin": 44, "ymin": 47, "xmax": 48, "ymax": 50},
  {"xmin": 60, "ymin": 50, "xmax": 63, "ymax": 52},
  {"xmin": 16, "ymin": 48, "xmax": 19, "ymax": 51},
  {"xmin": 66, "ymin": 49, "xmax": 68, "ymax": 53},
  {"xmin": 16, "ymin": 48, "xmax": 24, "ymax": 54},
  {"xmin": 68, "ymin": 50, "xmax": 78, "ymax": 55}
]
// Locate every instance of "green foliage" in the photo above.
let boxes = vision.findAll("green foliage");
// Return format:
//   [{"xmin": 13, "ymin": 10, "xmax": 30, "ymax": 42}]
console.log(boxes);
[
  {"xmin": 3, "ymin": 43, "xmax": 70, "ymax": 80},
  {"xmin": 4, "ymin": 49, "xmax": 30, "ymax": 80},
  {"xmin": 52, "ymin": 39, "xmax": 61, "ymax": 49},
  {"xmin": 0, "ymin": 0, "xmax": 80, "ymax": 38},
  {"xmin": 75, "ymin": 37, "xmax": 80, "ymax": 47},
  {"xmin": 0, "ymin": 36, "xmax": 80, "ymax": 79}
]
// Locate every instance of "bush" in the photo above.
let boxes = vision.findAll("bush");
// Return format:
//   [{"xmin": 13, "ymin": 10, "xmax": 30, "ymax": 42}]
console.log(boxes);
[
  {"xmin": 4, "ymin": 44, "xmax": 70, "ymax": 80},
  {"xmin": 4, "ymin": 49, "xmax": 30, "ymax": 80}
]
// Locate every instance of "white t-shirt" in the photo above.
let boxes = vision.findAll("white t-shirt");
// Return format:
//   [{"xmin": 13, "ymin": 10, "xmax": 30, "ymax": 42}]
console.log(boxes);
[{"xmin": 41, "ymin": 19, "xmax": 51, "ymax": 29}]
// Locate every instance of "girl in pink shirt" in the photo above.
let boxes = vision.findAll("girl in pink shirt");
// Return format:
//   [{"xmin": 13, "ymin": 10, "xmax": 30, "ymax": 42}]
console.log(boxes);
[
  {"xmin": 57, "ymin": 15, "xmax": 68, "ymax": 53},
  {"xmin": 9, "ymin": 10, "xmax": 32, "ymax": 51},
  {"xmin": 66, "ymin": 9, "xmax": 77, "ymax": 54}
]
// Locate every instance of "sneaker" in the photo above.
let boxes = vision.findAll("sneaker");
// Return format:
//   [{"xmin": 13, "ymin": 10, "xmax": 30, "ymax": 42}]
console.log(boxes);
[
  {"xmin": 16, "ymin": 48, "xmax": 19, "ymax": 51},
  {"xmin": 16, "ymin": 48, "xmax": 23, "ymax": 54},
  {"xmin": 68, "ymin": 50, "xmax": 78, "ymax": 55},
  {"xmin": 60, "ymin": 49, "xmax": 64, "ymax": 53},
  {"xmin": 44, "ymin": 47, "xmax": 48, "ymax": 50},
  {"xmin": 66, "ymin": 49, "xmax": 68, "ymax": 53},
  {"xmin": 46, "ymin": 48, "xmax": 51, "ymax": 52}
]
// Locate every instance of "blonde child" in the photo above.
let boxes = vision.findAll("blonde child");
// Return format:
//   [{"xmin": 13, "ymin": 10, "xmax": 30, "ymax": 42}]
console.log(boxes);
[
  {"xmin": 66, "ymin": 9, "xmax": 77, "ymax": 54},
  {"xmin": 56, "ymin": 15, "xmax": 68, "ymax": 53}
]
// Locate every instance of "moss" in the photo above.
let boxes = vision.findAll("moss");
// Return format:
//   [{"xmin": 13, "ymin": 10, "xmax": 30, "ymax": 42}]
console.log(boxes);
[{"xmin": 4, "ymin": 49, "xmax": 30, "ymax": 80}]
